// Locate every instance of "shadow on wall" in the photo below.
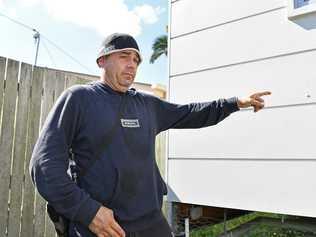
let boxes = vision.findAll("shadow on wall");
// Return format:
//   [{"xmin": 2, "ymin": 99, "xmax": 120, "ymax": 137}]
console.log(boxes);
[
  {"xmin": 290, "ymin": 12, "xmax": 316, "ymax": 30},
  {"xmin": 167, "ymin": 184, "xmax": 181, "ymax": 203}
]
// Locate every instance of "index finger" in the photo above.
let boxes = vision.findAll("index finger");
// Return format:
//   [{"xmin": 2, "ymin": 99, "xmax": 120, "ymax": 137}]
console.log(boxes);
[{"xmin": 255, "ymin": 91, "xmax": 271, "ymax": 97}]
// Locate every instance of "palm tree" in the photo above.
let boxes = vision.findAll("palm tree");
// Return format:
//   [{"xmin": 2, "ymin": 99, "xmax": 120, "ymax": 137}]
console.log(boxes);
[{"xmin": 150, "ymin": 35, "xmax": 168, "ymax": 64}]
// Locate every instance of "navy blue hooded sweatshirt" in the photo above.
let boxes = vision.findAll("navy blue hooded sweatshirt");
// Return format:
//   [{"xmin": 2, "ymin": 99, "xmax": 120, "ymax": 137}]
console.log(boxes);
[{"xmin": 29, "ymin": 81, "xmax": 240, "ymax": 236}]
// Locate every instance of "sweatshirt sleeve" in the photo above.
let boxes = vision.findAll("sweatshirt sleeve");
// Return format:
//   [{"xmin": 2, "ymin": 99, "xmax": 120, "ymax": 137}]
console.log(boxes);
[
  {"xmin": 151, "ymin": 96, "xmax": 240, "ymax": 134},
  {"xmin": 29, "ymin": 88, "xmax": 101, "ymax": 227}
]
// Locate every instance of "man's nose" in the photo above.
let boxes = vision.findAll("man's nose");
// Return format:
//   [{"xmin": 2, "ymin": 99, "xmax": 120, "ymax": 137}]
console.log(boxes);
[{"xmin": 127, "ymin": 59, "xmax": 137, "ymax": 69}]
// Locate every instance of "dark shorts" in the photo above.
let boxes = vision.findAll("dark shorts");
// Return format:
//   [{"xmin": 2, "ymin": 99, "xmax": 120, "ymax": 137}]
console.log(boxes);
[{"xmin": 126, "ymin": 217, "xmax": 173, "ymax": 237}]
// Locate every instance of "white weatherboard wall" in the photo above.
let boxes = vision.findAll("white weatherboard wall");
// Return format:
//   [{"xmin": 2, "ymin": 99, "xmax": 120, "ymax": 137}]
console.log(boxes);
[{"xmin": 167, "ymin": 0, "xmax": 316, "ymax": 218}]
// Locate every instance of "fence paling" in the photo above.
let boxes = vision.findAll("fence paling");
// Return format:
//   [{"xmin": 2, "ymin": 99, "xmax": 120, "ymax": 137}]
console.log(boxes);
[
  {"xmin": 32, "ymin": 68, "xmax": 48, "ymax": 237},
  {"xmin": 7, "ymin": 63, "xmax": 32, "ymax": 237},
  {"xmin": 55, "ymin": 71, "xmax": 66, "ymax": 99},
  {"xmin": 0, "ymin": 57, "xmax": 6, "ymax": 138},
  {"xmin": 42, "ymin": 68, "xmax": 60, "ymax": 237},
  {"xmin": 0, "ymin": 59, "xmax": 19, "ymax": 236},
  {"xmin": 21, "ymin": 67, "xmax": 43, "ymax": 237}
]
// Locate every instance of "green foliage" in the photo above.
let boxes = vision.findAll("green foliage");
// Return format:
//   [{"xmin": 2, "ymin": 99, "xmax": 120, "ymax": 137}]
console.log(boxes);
[
  {"xmin": 150, "ymin": 35, "xmax": 168, "ymax": 64},
  {"xmin": 245, "ymin": 223, "xmax": 315, "ymax": 237},
  {"xmin": 190, "ymin": 212, "xmax": 285, "ymax": 237}
]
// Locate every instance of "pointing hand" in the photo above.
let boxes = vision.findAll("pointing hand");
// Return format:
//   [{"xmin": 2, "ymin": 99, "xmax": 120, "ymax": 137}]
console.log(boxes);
[{"xmin": 237, "ymin": 91, "xmax": 272, "ymax": 112}]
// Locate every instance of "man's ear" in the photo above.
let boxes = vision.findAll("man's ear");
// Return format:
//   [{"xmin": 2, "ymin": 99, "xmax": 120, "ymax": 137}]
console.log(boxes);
[{"xmin": 97, "ymin": 56, "xmax": 105, "ymax": 68}]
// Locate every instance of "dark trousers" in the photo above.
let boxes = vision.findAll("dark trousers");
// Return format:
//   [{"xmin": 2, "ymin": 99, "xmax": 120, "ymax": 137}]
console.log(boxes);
[{"xmin": 126, "ymin": 217, "xmax": 173, "ymax": 237}]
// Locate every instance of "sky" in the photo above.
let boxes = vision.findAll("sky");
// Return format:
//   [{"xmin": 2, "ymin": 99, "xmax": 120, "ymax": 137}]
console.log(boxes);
[{"xmin": 0, "ymin": 0, "xmax": 168, "ymax": 86}]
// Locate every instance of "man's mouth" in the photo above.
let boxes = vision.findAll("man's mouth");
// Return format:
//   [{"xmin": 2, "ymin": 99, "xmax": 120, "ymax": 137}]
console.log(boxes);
[{"xmin": 123, "ymin": 73, "xmax": 134, "ymax": 79}]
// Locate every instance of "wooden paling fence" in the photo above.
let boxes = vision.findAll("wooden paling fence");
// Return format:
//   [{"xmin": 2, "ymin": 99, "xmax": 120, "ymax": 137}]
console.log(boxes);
[
  {"xmin": 0, "ymin": 56, "xmax": 97, "ymax": 237},
  {"xmin": 0, "ymin": 56, "xmax": 166, "ymax": 237}
]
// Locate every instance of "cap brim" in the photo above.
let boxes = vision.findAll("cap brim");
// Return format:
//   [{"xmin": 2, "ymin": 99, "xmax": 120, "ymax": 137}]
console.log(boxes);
[{"xmin": 96, "ymin": 48, "xmax": 142, "ymax": 65}]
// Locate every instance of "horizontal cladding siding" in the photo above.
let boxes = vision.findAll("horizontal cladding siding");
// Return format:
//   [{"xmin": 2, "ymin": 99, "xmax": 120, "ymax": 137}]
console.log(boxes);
[
  {"xmin": 167, "ymin": 159, "xmax": 316, "ymax": 218},
  {"xmin": 171, "ymin": 0, "xmax": 285, "ymax": 38},
  {"xmin": 169, "ymin": 49, "xmax": 316, "ymax": 107},
  {"xmin": 170, "ymin": 7, "xmax": 316, "ymax": 76},
  {"xmin": 168, "ymin": 104, "xmax": 316, "ymax": 159}
]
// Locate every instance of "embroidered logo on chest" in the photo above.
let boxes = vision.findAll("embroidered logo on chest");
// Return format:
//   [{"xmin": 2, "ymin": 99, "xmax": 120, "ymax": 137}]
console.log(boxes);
[{"xmin": 121, "ymin": 119, "xmax": 140, "ymax": 128}]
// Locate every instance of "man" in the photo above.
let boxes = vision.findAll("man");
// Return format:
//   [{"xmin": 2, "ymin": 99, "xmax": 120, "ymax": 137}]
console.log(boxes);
[{"xmin": 30, "ymin": 33, "xmax": 271, "ymax": 237}]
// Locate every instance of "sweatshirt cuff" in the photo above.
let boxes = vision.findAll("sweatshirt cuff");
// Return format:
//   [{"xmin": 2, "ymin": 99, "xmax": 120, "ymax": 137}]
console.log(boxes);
[
  {"xmin": 74, "ymin": 197, "xmax": 101, "ymax": 227},
  {"xmin": 226, "ymin": 97, "xmax": 240, "ymax": 113}
]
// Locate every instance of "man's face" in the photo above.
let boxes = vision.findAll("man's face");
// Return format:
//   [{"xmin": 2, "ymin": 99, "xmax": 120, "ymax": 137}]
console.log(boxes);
[{"xmin": 99, "ymin": 50, "xmax": 140, "ymax": 93}]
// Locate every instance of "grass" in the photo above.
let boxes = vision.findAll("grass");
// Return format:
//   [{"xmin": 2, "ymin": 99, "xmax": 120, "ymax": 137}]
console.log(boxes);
[
  {"xmin": 190, "ymin": 212, "xmax": 284, "ymax": 237},
  {"xmin": 244, "ymin": 223, "xmax": 316, "ymax": 237}
]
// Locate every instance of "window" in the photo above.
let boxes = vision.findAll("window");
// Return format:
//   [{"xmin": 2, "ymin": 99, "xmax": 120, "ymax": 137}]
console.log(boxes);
[
  {"xmin": 295, "ymin": 0, "xmax": 316, "ymax": 8},
  {"xmin": 288, "ymin": 0, "xmax": 316, "ymax": 18}
]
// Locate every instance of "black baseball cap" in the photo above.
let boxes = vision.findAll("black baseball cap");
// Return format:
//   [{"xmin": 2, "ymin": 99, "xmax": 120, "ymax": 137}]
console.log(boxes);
[{"xmin": 96, "ymin": 33, "xmax": 142, "ymax": 65}]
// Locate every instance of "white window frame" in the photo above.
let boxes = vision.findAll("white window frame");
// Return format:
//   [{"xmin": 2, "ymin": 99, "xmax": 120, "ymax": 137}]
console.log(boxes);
[{"xmin": 288, "ymin": 0, "xmax": 316, "ymax": 19}]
